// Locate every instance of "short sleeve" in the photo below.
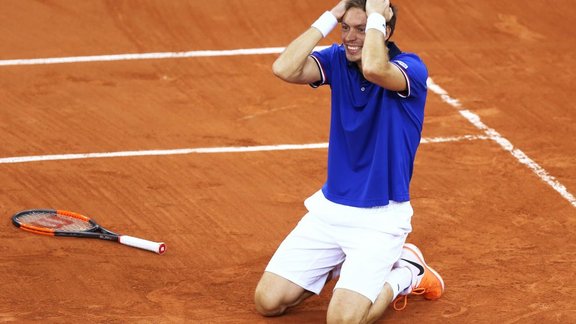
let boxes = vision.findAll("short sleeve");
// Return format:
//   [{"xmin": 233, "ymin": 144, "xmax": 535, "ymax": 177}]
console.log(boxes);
[
  {"xmin": 390, "ymin": 54, "xmax": 428, "ymax": 98},
  {"xmin": 309, "ymin": 44, "xmax": 340, "ymax": 88}
]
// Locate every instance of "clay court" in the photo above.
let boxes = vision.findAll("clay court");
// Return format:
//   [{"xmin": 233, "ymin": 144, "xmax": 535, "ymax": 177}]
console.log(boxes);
[{"xmin": 1, "ymin": 0, "xmax": 575, "ymax": 323}]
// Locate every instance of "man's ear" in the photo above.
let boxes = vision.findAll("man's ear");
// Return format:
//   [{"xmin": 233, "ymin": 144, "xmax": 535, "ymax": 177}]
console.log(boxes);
[{"xmin": 386, "ymin": 25, "xmax": 392, "ymax": 41}]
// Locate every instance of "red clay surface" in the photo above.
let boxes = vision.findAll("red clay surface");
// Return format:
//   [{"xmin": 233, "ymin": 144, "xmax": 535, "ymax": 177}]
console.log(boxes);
[{"xmin": 1, "ymin": 1, "xmax": 575, "ymax": 323}]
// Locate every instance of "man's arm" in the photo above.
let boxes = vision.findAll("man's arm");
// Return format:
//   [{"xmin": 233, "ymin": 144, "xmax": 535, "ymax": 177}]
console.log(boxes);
[
  {"xmin": 361, "ymin": 0, "xmax": 407, "ymax": 92},
  {"xmin": 272, "ymin": 28, "xmax": 324, "ymax": 84},
  {"xmin": 272, "ymin": 1, "xmax": 347, "ymax": 84}
]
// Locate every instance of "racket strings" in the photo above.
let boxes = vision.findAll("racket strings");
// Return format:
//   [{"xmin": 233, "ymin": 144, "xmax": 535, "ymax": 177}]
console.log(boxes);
[{"xmin": 17, "ymin": 212, "xmax": 93, "ymax": 232}]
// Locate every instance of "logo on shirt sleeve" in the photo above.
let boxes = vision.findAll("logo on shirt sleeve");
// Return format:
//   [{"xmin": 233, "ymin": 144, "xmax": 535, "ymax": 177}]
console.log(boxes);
[{"xmin": 394, "ymin": 60, "xmax": 409, "ymax": 70}]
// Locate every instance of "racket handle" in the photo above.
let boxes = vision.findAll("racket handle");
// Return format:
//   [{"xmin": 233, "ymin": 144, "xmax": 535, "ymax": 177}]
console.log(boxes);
[{"xmin": 119, "ymin": 235, "xmax": 166, "ymax": 254}]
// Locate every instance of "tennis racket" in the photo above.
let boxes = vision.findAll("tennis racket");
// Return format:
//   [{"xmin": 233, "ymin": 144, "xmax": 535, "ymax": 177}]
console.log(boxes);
[{"xmin": 12, "ymin": 209, "xmax": 166, "ymax": 254}]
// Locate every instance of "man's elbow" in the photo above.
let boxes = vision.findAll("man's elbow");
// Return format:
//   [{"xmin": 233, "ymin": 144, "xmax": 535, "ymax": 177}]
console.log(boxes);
[
  {"xmin": 272, "ymin": 60, "xmax": 292, "ymax": 81},
  {"xmin": 362, "ymin": 63, "xmax": 384, "ymax": 84},
  {"xmin": 363, "ymin": 64, "xmax": 403, "ymax": 90}
]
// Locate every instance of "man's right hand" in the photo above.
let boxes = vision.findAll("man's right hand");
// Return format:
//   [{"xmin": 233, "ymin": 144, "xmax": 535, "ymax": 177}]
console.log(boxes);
[
  {"xmin": 330, "ymin": 0, "xmax": 347, "ymax": 22},
  {"xmin": 366, "ymin": 0, "xmax": 394, "ymax": 21}
]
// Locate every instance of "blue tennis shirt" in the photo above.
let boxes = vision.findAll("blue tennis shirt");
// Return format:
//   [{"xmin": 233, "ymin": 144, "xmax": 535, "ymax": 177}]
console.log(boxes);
[{"xmin": 310, "ymin": 42, "xmax": 428, "ymax": 207}]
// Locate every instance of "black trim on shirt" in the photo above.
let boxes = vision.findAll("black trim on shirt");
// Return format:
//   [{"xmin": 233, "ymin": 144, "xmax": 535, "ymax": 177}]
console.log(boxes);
[{"xmin": 309, "ymin": 54, "xmax": 324, "ymax": 88}]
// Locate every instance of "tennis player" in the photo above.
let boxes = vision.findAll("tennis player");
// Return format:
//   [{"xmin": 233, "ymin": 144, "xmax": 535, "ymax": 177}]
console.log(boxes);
[{"xmin": 254, "ymin": 0, "xmax": 444, "ymax": 322}]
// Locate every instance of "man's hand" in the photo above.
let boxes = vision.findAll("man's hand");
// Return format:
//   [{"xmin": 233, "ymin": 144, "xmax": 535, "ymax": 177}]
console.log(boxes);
[
  {"xmin": 366, "ymin": 0, "xmax": 394, "ymax": 21},
  {"xmin": 330, "ymin": 0, "xmax": 347, "ymax": 21}
]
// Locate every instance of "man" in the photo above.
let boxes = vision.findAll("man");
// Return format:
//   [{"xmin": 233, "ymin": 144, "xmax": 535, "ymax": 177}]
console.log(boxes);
[{"xmin": 254, "ymin": 0, "xmax": 444, "ymax": 322}]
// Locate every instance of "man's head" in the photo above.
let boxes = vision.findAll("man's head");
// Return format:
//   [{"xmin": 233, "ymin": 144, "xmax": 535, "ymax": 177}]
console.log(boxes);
[{"xmin": 340, "ymin": 0, "xmax": 397, "ymax": 63}]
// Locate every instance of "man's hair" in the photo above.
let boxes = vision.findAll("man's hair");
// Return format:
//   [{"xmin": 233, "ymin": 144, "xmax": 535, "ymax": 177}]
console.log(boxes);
[{"xmin": 345, "ymin": 0, "xmax": 397, "ymax": 38}]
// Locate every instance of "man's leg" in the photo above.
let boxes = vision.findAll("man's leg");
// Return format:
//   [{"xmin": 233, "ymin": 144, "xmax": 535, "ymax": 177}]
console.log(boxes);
[
  {"xmin": 327, "ymin": 288, "xmax": 373, "ymax": 323},
  {"xmin": 364, "ymin": 283, "xmax": 396, "ymax": 323},
  {"xmin": 254, "ymin": 205, "xmax": 345, "ymax": 317},
  {"xmin": 392, "ymin": 243, "xmax": 445, "ymax": 305},
  {"xmin": 327, "ymin": 286, "xmax": 395, "ymax": 324},
  {"xmin": 326, "ymin": 283, "xmax": 399, "ymax": 324},
  {"xmin": 368, "ymin": 243, "xmax": 446, "ymax": 320},
  {"xmin": 254, "ymin": 272, "xmax": 315, "ymax": 316},
  {"xmin": 326, "ymin": 243, "xmax": 446, "ymax": 323}
]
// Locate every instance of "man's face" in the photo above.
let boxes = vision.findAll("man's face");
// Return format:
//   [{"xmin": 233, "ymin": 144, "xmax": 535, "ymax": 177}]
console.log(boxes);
[{"xmin": 341, "ymin": 7, "xmax": 367, "ymax": 63}]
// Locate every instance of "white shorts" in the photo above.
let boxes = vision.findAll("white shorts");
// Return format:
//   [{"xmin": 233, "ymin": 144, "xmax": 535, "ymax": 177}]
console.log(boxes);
[{"xmin": 265, "ymin": 190, "xmax": 413, "ymax": 303}]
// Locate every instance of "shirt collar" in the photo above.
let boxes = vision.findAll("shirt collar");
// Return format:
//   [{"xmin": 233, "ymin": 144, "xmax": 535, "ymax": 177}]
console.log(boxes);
[{"xmin": 387, "ymin": 41, "xmax": 402, "ymax": 60}]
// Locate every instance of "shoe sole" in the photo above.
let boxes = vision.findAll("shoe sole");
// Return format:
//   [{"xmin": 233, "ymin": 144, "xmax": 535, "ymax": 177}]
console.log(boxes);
[{"xmin": 404, "ymin": 243, "xmax": 445, "ymax": 299}]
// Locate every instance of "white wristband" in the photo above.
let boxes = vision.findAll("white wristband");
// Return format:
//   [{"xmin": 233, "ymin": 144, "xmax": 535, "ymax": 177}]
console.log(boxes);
[
  {"xmin": 366, "ymin": 13, "xmax": 387, "ymax": 36},
  {"xmin": 311, "ymin": 11, "xmax": 338, "ymax": 38}
]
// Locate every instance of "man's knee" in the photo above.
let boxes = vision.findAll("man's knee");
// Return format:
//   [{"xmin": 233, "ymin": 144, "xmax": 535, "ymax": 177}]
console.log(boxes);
[
  {"xmin": 327, "ymin": 307, "xmax": 369, "ymax": 324},
  {"xmin": 254, "ymin": 283, "xmax": 285, "ymax": 317},
  {"xmin": 327, "ymin": 289, "xmax": 372, "ymax": 324},
  {"xmin": 254, "ymin": 272, "xmax": 298, "ymax": 316},
  {"xmin": 254, "ymin": 272, "xmax": 312, "ymax": 317}
]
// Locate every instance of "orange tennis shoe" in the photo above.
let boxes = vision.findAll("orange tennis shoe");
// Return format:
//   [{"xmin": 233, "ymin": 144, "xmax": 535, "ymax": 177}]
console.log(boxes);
[{"xmin": 393, "ymin": 243, "xmax": 445, "ymax": 310}]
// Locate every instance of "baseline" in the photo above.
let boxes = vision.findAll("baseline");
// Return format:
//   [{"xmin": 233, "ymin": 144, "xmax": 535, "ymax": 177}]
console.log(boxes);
[{"xmin": 0, "ymin": 135, "xmax": 486, "ymax": 164}]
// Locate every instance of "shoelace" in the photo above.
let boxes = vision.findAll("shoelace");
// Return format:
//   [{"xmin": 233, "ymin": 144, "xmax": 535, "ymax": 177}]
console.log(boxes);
[{"xmin": 392, "ymin": 287, "xmax": 426, "ymax": 311}]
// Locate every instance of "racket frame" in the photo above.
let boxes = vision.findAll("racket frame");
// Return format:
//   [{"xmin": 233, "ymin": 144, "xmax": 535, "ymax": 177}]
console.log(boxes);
[{"xmin": 12, "ymin": 209, "xmax": 165, "ymax": 254}]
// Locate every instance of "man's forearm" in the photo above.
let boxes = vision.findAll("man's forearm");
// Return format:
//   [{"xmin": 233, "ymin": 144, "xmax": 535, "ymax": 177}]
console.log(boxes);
[
  {"xmin": 272, "ymin": 7, "xmax": 340, "ymax": 84},
  {"xmin": 272, "ymin": 27, "xmax": 323, "ymax": 83}
]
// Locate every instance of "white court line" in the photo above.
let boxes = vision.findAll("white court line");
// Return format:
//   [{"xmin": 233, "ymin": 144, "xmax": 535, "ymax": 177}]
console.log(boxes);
[
  {"xmin": 427, "ymin": 78, "xmax": 576, "ymax": 208},
  {"xmin": 0, "ymin": 48, "xmax": 284, "ymax": 66},
  {"xmin": 0, "ymin": 135, "xmax": 486, "ymax": 164},
  {"xmin": 421, "ymin": 134, "xmax": 489, "ymax": 144},
  {"xmin": 0, "ymin": 47, "xmax": 318, "ymax": 66},
  {"xmin": 0, "ymin": 47, "xmax": 573, "ymax": 208}
]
